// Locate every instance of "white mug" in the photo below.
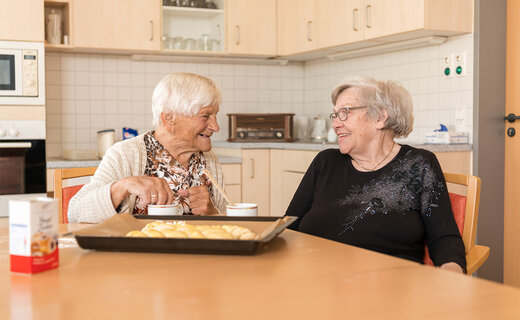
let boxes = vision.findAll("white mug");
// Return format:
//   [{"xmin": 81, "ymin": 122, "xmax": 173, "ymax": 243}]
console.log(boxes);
[
  {"xmin": 148, "ymin": 203, "xmax": 183, "ymax": 216},
  {"xmin": 226, "ymin": 203, "xmax": 258, "ymax": 217}
]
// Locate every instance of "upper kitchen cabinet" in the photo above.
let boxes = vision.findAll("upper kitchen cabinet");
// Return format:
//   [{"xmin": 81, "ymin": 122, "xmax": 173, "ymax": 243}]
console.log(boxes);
[
  {"xmin": 72, "ymin": 0, "xmax": 161, "ymax": 51},
  {"xmin": 278, "ymin": 0, "xmax": 473, "ymax": 57},
  {"xmin": 277, "ymin": 0, "xmax": 316, "ymax": 56},
  {"xmin": 0, "ymin": 0, "xmax": 44, "ymax": 42},
  {"xmin": 277, "ymin": 0, "xmax": 366, "ymax": 56},
  {"xmin": 226, "ymin": 0, "xmax": 276, "ymax": 56},
  {"xmin": 363, "ymin": 0, "xmax": 473, "ymax": 42}
]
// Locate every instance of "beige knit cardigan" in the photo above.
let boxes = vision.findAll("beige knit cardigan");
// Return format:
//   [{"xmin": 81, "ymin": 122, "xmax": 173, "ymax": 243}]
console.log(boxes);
[{"xmin": 67, "ymin": 133, "xmax": 225, "ymax": 223}]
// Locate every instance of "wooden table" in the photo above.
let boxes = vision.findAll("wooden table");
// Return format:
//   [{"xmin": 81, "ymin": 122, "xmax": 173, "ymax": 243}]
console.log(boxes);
[{"xmin": 1, "ymin": 224, "xmax": 519, "ymax": 319}]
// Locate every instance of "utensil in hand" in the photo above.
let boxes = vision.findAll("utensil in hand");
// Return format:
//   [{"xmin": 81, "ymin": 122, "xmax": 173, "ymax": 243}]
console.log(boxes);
[{"xmin": 203, "ymin": 169, "xmax": 233, "ymax": 205}]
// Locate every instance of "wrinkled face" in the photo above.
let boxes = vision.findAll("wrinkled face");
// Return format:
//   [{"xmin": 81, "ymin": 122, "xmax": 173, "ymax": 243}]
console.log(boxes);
[
  {"xmin": 332, "ymin": 88, "xmax": 378, "ymax": 155},
  {"xmin": 171, "ymin": 105, "xmax": 220, "ymax": 152}
]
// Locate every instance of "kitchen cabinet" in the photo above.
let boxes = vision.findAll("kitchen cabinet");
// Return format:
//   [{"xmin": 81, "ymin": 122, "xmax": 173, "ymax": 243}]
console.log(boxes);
[
  {"xmin": 269, "ymin": 149, "xmax": 472, "ymax": 216},
  {"xmin": 270, "ymin": 149, "xmax": 318, "ymax": 217},
  {"xmin": 277, "ymin": 0, "xmax": 473, "ymax": 57},
  {"xmin": 221, "ymin": 163, "xmax": 241, "ymax": 204},
  {"xmin": 73, "ymin": 0, "xmax": 160, "ymax": 51},
  {"xmin": 277, "ymin": 0, "xmax": 316, "ymax": 56},
  {"xmin": 226, "ymin": 0, "xmax": 276, "ymax": 56},
  {"xmin": 0, "ymin": 0, "xmax": 44, "ymax": 42},
  {"xmin": 241, "ymin": 149, "xmax": 270, "ymax": 216}
]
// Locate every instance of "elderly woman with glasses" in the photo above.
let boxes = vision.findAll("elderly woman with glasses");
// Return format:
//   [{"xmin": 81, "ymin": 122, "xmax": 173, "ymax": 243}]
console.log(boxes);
[
  {"xmin": 68, "ymin": 72, "xmax": 226, "ymax": 223},
  {"xmin": 285, "ymin": 76, "xmax": 466, "ymax": 274}
]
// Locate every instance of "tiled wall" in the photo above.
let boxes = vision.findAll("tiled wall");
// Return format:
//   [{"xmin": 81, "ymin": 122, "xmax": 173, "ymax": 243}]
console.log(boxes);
[
  {"xmin": 45, "ymin": 34, "xmax": 473, "ymax": 157},
  {"xmin": 45, "ymin": 54, "xmax": 304, "ymax": 157},
  {"xmin": 303, "ymin": 34, "xmax": 474, "ymax": 144}
]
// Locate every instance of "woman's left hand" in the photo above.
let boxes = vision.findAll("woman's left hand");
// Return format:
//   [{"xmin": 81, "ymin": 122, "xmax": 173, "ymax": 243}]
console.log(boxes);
[
  {"xmin": 440, "ymin": 262, "xmax": 464, "ymax": 274},
  {"xmin": 182, "ymin": 186, "xmax": 219, "ymax": 215}
]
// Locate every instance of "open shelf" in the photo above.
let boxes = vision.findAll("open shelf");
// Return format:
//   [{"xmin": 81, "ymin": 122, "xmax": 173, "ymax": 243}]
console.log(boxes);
[
  {"xmin": 163, "ymin": 6, "xmax": 224, "ymax": 18},
  {"xmin": 44, "ymin": 0, "xmax": 72, "ymax": 46}
]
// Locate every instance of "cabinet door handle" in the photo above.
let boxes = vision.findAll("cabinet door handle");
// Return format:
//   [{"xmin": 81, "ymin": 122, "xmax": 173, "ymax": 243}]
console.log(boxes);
[
  {"xmin": 307, "ymin": 20, "xmax": 313, "ymax": 41},
  {"xmin": 353, "ymin": 8, "xmax": 359, "ymax": 31},
  {"xmin": 366, "ymin": 5, "xmax": 372, "ymax": 28},
  {"xmin": 150, "ymin": 20, "xmax": 154, "ymax": 41},
  {"xmin": 250, "ymin": 159, "xmax": 255, "ymax": 179},
  {"xmin": 235, "ymin": 25, "xmax": 240, "ymax": 45}
]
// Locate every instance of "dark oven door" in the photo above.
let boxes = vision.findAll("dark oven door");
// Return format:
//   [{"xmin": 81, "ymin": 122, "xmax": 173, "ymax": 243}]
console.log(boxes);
[{"xmin": 0, "ymin": 140, "xmax": 46, "ymax": 195}]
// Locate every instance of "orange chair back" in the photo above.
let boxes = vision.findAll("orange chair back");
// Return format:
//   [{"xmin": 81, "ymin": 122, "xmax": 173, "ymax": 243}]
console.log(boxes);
[
  {"xmin": 54, "ymin": 167, "xmax": 97, "ymax": 223},
  {"xmin": 423, "ymin": 193, "xmax": 466, "ymax": 265},
  {"xmin": 423, "ymin": 173, "xmax": 489, "ymax": 274}
]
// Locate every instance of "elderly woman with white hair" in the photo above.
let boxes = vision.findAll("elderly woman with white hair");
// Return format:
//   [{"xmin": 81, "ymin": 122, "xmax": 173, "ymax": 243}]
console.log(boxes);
[
  {"xmin": 68, "ymin": 72, "xmax": 225, "ymax": 223},
  {"xmin": 285, "ymin": 77, "xmax": 466, "ymax": 274}
]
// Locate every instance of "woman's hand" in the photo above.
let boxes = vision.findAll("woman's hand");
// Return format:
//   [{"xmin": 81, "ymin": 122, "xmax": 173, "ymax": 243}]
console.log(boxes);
[
  {"xmin": 110, "ymin": 176, "xmax": 175, "ymax": 209},
  {"xmin": 180, "ymin": 186, "xmax": 219, "ymax": 215},
  {"xmin": 440, "ymin": 262, "xmax": 464, "ymax": 274}
]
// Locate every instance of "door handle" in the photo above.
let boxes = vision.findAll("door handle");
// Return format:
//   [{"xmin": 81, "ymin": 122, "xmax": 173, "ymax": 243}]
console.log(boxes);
[
  {"xmin": 235, "ymin": 25, "xmax": 240, "ymax": 45},
  {"xmin": 504, "ymin": 113, "xmax": 520, "ymax": 123},
  {"xmin": 353, "ymin": 8, "xmax": 359, "ymax": 31},
  {"xmin": 366, "ymin": 5, "xmax": 372, "ymax": 28},
  {"xmin": 250, "ymin": 159, "xmax": 255, "ymax": 179},
  {"xmin": 150, "ymin": 20, "xmax": 154, "ymax": 41},
  {"xmin": 307, "ymin": 20, "xmax": 313, "ymax": 41}
]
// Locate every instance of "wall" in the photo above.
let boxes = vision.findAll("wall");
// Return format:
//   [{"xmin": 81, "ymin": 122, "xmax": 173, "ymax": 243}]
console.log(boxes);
[
  {"xmin": 45, "ymin": 55, "xmax": 304, "ymax": 157},
  {"xmin": 45, "ymin": 34, "xmax": 474, "ymax": 157},
  {"xmin": 473, "ymin": 0, "xmax": 506, "ymax": 283}
]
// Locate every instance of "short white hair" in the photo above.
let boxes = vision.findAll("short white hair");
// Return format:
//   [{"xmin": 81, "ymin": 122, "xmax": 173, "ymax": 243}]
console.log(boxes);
[
  {"xmin": 331, "ymin": 76, "xmax": 414, "ymax": 138},
  {"xmin": 152, "ymin": 72, "xmax": 222, "ymax": 127}
]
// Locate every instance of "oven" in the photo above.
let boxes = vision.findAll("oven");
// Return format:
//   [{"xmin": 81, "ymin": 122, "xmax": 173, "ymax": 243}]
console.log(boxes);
[
  {"xmin": 0, "ymin": 120, "xmax": 46, "ymax": 217},
  {"xmin": 0, "ymin": 40, "xmax": 45, "ymax": 105}
]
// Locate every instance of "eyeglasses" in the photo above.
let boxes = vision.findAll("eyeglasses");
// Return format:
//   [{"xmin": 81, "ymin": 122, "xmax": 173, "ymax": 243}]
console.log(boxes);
[{"xmin": 329, "ymin": 106, "xmax": 367, "ymax": 121}]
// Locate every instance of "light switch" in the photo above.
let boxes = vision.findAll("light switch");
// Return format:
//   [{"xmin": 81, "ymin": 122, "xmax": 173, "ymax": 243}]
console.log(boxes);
[
  {"xmin": 442, "ymin": 54, "xmax": 454, "ymax": 78},
  {"xmin": 454, "ymin": 52, "xmax": 466, "ymax": 77}
]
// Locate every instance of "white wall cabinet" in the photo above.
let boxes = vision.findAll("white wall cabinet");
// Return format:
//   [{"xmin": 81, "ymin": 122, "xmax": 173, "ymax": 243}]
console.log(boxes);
[{"xmin": 0, "ymin": 0, "xmax": 44, "ymax": 42}]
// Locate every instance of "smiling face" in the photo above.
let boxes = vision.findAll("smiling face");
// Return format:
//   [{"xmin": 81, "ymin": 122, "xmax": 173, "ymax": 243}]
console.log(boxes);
[
  {"xmin": 332, "ymin": 88, "xmax": 381, "ymax": 156},
  {"xmin": 170, "ymin": 104, "xmax": 220, "ymax": 152}
]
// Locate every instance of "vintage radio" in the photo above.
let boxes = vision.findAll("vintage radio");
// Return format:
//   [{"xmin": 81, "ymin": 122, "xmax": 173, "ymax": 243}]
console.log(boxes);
[{"xmin": 227, "ymin": 113, "xmax": 294, "ymax": 142}]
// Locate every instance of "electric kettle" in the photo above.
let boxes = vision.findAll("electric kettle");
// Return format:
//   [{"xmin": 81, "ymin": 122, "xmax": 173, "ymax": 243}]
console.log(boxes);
[{"xmin": 311, "ymin": 115, "xmax": 327, "ymax": 143}]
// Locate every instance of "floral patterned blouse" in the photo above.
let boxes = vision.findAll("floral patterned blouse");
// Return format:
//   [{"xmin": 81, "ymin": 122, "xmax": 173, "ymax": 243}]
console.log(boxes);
[{"xmin": 133, "ymin": 131, "xmax": 214, "ymax": 215}]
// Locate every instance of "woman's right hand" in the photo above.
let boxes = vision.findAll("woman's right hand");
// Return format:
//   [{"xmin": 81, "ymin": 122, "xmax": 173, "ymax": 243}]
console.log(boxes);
[{"xmin": 110, "ymin": 176, "xmax": 175, "ymax": 208}]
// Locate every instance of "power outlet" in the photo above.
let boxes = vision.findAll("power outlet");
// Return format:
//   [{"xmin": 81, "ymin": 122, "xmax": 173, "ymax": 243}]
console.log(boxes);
[
  {"xmin": 442, "ymin": 54, "xmax": 454, "ymax": 78},
  {"xmin": 454, "ymin": 52, "xmax": 466, "ymax": 77}
]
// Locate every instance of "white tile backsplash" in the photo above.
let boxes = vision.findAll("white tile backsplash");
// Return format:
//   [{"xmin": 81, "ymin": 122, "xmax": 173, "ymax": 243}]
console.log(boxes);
[{"xmin": 44, "ymin": 34, "xmax": 473, "ymax": 157}]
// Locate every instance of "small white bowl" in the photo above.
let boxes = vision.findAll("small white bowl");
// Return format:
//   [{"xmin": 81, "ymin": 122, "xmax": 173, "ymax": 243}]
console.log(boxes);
[
  {"xmin": 226, "ymin": 203, "xmax": 258, "ymax": 217},
  {"xmin": 148, "ymin": 203, "xmax": 183, "ymax": 216}
]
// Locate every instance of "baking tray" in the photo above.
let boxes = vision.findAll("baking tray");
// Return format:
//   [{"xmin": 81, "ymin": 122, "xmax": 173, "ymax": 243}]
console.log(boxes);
[{"xmin": 73, "ymin": 213, "xmax": 297, "ymax": 255}]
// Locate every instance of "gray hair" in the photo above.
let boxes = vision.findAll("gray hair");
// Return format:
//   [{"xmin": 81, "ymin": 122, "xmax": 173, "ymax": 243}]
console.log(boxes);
[
  {"xmin": 152, "ymin": 72, "xmax": 222, "ymax": 127},
  {"xmin": 331, "ymin": 76, "xmax": 414, "ymax": 138}
]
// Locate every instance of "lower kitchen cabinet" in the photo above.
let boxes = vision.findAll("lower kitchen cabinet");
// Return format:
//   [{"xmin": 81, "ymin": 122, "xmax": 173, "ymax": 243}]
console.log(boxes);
[
  {"xmin": 241, "ymin": 149, "xmax": 270, "ymax": 216},
  {"xmin": 270, "ymin": 149, "xmax": 319, "ymax": 217},
  {"xmin": 221, "ymin": 163, "xmax": 242, "ymax": 204}
]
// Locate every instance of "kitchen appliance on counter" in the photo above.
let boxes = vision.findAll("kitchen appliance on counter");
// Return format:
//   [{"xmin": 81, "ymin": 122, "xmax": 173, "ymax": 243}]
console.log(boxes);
[
  {"xmin": 0, "ymin": 41, "xmax": 45, "ymax": 105},
  {"xmin": 227, "ymin": 113, "xmax": 294, "ymax": 142},
  {"xmin": 0, "ymin": 120, "xmax": 46, "ymax": 217}
]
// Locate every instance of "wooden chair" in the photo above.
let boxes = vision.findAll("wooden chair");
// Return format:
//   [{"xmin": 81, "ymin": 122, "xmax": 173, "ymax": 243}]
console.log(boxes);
[
  {"xmin": 424, "ymin": 173, "xmax": 490, "ymax": 275},
  {"xmin": 54, "ymin": 167, "xmax": 97, "ymax": 224}
]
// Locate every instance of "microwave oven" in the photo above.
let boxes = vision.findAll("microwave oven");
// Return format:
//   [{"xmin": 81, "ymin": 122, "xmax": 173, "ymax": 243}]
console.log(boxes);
[{"xmin": 0, "ymin": 41, "xmax": 45, "ymax": 105}]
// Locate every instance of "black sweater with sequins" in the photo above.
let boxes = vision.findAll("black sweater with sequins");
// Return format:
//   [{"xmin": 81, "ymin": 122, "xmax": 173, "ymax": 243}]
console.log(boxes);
[{"xmin": 285, "ymin": 144, "xmax": 466, "ymax": 270}]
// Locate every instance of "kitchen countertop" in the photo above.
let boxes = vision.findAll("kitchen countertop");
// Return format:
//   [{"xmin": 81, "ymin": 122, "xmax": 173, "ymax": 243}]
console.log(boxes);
[
  {"xmin": 47, "ymin": 142, "xmax": 471, "ymax": 169},
  {"xmin": 47, "ymin": 155, "xmax": 243, "ymax": 169},
  {"xmin": 212, "ymin": 141, "xmax": 473, "ymax": 152}
]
